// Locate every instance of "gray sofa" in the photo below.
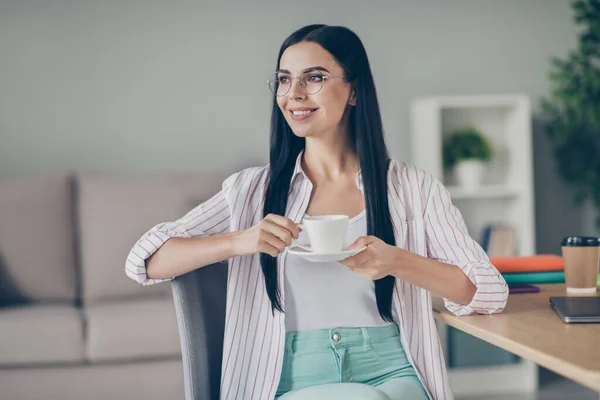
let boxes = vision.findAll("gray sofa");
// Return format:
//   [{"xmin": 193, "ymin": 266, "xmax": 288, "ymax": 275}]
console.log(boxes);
[{"xmin": 0, "ymin": 172, "xmax": 228, "ymax": 400}]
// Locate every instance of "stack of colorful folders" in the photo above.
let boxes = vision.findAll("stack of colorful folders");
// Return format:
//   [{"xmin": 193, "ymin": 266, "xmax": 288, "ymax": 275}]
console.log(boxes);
[{"xmin": 489, "ymin": 255, "xmax": 564, "ymax": 284}]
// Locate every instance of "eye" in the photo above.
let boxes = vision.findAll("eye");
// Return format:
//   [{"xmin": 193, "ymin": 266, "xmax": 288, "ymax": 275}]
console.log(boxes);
[
  {"xmin": 278, "ymin": 75, "xmax": 291, "ymax": 84},
  {"xmin": 306, "ymin": 74, "xmax": 324, "ymax": 82}
]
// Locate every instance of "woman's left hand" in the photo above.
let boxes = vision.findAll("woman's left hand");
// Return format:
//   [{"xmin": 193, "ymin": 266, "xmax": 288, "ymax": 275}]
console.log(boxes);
[{"xmin": 340, "ymin": 236, "xmax": 406, "ymax": 280}]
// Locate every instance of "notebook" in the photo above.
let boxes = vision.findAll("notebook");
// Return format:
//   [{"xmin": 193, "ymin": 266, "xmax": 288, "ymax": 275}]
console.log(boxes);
[
  {"xmin": 503, "ymin": 271, "xmax": 564, "ymax": 284},
  {"xmin": 490, "ymin": 255, "xmax": 564, "ymax": 273},
  {"xmin": 549, "ymin": 296, "xmax": 600, "ymax": 323}
]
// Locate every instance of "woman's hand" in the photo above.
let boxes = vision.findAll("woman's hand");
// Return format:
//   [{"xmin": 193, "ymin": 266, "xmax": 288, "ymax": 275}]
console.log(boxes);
[
  {"xmin": 232, "ymin": 214, "xmax": 300, "ymax": 257},
  {"xmin": 340, "ymin": 236, "xmax": 408, "ymax": 280}
]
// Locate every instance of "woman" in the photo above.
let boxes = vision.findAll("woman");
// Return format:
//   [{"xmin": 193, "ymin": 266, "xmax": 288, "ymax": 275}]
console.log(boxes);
[{"xmin": 126, "ymin": 25, "xmax": 507, "ymax": 400}]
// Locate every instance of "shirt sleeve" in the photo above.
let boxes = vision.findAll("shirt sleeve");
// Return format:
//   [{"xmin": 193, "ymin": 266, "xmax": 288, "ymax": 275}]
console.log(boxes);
[
  {"xmin": 423, "ymin": 174, "xmax": 508, "ymax": 316},
  {"xmin": 125, "ymin": 172, "xmax": 239, "ymax": 286}
]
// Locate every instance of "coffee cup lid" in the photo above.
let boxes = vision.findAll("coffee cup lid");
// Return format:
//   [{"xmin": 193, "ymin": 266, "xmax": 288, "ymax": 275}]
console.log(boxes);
[{"xmin": 561, "ymin": 236, "xmax": 600, "ymax": 247}]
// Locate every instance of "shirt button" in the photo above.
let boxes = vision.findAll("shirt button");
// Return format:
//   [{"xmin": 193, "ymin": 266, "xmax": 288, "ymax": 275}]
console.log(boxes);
[{"xmin": 332, "ymin": 332, "xmax": 341, "ymax": 342}]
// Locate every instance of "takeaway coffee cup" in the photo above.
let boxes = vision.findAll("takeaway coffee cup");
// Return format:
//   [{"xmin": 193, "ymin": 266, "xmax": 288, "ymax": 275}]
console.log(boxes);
[{"xmin": 561, "ymin": 236, "xmax": 600, "ymax": 294}]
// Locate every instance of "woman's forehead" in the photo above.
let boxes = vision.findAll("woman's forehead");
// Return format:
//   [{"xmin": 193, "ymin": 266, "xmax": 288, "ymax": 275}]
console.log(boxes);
[{"xmin": 279, "ymin": 42, "xmax": 339, "ymax": 73}]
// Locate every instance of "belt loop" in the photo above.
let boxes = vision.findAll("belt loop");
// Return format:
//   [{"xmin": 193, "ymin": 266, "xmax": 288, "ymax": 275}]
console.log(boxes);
[
  {"xmin": 286, "ymin": 332, "xmax": 295, "ymax": 356},
  {"xmin": 360, "ymin": 327, "xmax": 370, "ymax": 346}
]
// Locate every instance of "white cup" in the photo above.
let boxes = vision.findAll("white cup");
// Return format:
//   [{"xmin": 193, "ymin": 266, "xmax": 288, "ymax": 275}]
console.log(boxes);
[{"xmin": 294, "ymin": 215, "xmax": 349, "ymax": 254}]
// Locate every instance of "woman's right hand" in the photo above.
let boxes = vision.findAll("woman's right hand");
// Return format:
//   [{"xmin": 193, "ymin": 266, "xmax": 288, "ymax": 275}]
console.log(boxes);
[{"xmin": 232, "ymin": 214, "xmax": 301, "ymax": 257}]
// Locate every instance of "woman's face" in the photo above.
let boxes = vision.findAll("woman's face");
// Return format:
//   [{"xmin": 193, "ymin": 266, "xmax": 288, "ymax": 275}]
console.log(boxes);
[{"xmin": 276, "ymin": 41, "xmax": 354, "ymax": 139}]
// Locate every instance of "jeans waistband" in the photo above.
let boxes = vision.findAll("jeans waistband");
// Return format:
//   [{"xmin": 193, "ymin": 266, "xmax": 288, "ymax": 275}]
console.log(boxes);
[{"xmin": 285, "ymin": 324, "xmax": 400, "ymax": 353}]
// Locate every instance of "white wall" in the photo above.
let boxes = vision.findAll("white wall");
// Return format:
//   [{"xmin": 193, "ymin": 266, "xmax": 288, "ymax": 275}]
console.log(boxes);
[
  {"xmin": 0, "ymin": 0, "xmax": 577, "ymax": 173},
  {"xmin": 1, "ymin": 0, "xmax": 595, "ymax": 243}
]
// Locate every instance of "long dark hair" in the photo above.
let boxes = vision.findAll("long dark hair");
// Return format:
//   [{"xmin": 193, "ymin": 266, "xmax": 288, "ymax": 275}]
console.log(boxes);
[{"xmin": 261, "ymin": 25, "xmax": 396, "ymax": 322}]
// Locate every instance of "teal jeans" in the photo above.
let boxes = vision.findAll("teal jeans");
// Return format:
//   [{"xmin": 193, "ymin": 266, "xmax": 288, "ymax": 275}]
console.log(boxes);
[{"xmin": 276, "ymin": 324, "xmax": 429, "ymax": 400}]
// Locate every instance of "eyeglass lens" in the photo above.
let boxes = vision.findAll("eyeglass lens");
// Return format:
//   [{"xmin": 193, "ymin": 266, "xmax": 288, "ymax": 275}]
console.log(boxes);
[{"xmin": 268, "ymin": 72, "xmax": 326, "ymax": 96}]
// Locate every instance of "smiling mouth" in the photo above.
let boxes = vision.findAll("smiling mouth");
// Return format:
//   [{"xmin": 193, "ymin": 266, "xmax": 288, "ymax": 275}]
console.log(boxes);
[{"xmin": 291, "ymin": 109, "xmax": 318, "ymax": 116}]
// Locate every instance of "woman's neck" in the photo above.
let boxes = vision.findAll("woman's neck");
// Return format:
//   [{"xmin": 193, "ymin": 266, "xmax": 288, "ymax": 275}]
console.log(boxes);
[{"xmin": 302, "ymin": 137, "xmax": 359, "ymax": 181}]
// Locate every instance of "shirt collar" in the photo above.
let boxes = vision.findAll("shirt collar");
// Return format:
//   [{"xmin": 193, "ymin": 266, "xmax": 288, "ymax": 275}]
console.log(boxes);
[
  {"xmin": 291, "ymin": 150, "xmax": 306, "ymax": 183},
  {"xmin": 290, "ymin": 150, "xmax": 364, "ymax": 192}
]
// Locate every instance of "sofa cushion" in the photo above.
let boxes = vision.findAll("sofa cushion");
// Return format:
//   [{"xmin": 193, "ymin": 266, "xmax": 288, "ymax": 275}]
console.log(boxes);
[
  {"xmin": 0, "ymin": 359, "xmax": 184, "ymax": 400},
  {"xmin": 0, "ymin": 174, "xmax": 77, "ymax": 303},
  {"xmin": 0, "ymin": 304, "xmax": 85, "ymax": 365},
  {"xmin": 85, "ymin": 296, "xmax": 180, "ymax": 362},
  {"xmin": 77, "ymin": 174, "xmax": 226, "ymax": 303}
]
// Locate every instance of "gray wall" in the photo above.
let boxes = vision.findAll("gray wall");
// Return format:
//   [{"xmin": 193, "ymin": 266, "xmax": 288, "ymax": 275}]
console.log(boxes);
[{"xmin": 0, "ymin": 0, "xmax": 596, "ymax": 247}]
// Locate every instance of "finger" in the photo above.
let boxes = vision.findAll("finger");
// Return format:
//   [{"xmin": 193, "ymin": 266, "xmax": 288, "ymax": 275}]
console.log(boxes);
[
  {"xmin": 262, "ymin": 232, "xmax": 287, "ymax": 253},
  {"xmin": 259, "ymin": 242, "xmax": 280, "ymax": 258},
  {"xmin": 340, "ymin": 256, "xmax": 361, "ymax": 269},
  {"xmin": 348, "ymin": 251, "xmax": 371, "ymax": 266},
  {"xmin": 265, "ymin": 214, "xmax": 300, "ymax": 237},
  {"xmin": 265, "ymin": 215, "xmax": 300, "ymax": 239},
  {"xmin": 263, "ymin": 220, "xmax": 294, "ymax": 245},
  {"xmin": 339, "ymin": 252, "xmax": 355, "ymax": 265},
  {"xmin": 339, "ymin": 258, "xmax": 352, "ymax": 268},
  {"xmin": 349, "ymin": 235, "xmax": 377, "ymax": 250}
]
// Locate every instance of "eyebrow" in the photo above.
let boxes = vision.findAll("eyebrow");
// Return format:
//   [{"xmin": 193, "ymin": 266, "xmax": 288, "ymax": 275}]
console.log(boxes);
[{"xmin": 276, "ymin": 66, "xmax": 331, "ymax": 74}]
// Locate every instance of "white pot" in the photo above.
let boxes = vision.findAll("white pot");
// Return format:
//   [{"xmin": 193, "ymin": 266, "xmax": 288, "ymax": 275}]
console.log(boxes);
[{"xmin": 454, "ymin": 160, "xmax": 485, "ymax": 190}]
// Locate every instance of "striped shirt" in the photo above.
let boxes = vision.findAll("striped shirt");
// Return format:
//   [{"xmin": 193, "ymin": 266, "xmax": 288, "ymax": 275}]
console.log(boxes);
[{"xmin": 126, "ymin": 153, "xmax": 508, "ymax": 400}]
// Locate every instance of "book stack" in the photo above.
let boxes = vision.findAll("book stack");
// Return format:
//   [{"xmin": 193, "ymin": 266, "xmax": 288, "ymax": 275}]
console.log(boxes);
[
  {"xmin": 480, "ymin": 223, "xmax": 566, "ymax": 284},
  {"xmin": 489, "ymin": 255, "xmax": 565, "ymax": 284}
]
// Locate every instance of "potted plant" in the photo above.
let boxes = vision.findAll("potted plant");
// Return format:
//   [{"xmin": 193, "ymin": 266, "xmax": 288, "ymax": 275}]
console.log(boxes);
[
  {"xmin": 541, "ymin": 0, "xmax": 600, "ymax": 231},
  {"xmin": 443, "ymin": 126, "xmax": 493, "ymax": 190}
]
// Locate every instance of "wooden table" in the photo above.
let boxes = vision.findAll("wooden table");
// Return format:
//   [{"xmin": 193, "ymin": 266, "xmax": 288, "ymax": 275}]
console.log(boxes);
[{"xmin": 432, "ymin": 284, "xmax": 600, "ymax": 395}]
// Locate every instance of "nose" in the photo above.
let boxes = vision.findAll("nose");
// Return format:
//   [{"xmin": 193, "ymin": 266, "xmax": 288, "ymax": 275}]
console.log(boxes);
[{"xmin": 287, "ymin": 77, "xmax": 306, "ymax": 101}]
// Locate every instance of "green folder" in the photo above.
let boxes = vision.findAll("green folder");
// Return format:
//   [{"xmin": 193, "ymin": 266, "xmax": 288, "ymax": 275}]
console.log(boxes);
[{"xmin": 502, "ymin": 271, "xmax": 564, "ymax": 284}]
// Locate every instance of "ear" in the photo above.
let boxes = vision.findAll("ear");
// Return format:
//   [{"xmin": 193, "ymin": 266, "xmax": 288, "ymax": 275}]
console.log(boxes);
[{"xmin": 348, "ymin": 90, "xmax": 356, "ymax": 106}]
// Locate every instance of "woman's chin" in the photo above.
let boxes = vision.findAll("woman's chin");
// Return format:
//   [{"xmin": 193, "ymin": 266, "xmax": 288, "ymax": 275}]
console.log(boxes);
[{"xmin": 291, "ymin": 128, "xmax": 312, "ymax": 138}]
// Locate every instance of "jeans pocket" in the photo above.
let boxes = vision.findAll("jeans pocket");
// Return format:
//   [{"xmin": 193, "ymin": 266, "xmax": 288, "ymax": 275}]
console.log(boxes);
[
  {"xmin": 368, "ymin": 337, "xmax": 409, "ymax": 365},
  {"xmin": 278, "ymin": 350, "xmax": 339, "ymax": 394}
]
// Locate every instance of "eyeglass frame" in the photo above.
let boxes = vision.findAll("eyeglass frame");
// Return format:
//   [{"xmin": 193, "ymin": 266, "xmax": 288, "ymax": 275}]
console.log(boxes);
[{"xmin": 267, "ymin": 71, "xmax": 349, "ymax": 97}]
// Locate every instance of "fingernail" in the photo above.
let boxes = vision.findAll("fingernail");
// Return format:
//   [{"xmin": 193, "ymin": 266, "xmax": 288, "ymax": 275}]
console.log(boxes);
[{"xmin": 349, "ymin": 244, "xmax": 356, "ymax": 249}]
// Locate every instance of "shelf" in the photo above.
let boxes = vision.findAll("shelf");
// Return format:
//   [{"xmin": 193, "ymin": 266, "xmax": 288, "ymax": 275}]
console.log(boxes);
[
  {"xmin": 414, "ymin": 94, "xmax": 529, "ymax": 109},
  {"xmin": 447, "ymin": 184, "xmax": 521, "ymax": 199},
  {"xmin": 411, "ymin": 94, "xmax": 537, "ymax": 396}
]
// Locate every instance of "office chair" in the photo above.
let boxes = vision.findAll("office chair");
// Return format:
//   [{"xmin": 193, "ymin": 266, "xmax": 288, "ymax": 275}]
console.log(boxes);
[{"xmin": 171, "ymin": 262, "xmax": 228, "ymax": 400}]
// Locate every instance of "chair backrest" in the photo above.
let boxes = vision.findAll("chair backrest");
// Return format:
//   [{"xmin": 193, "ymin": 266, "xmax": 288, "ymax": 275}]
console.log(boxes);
[{"xmin": 171, "ymin": 262, "xmax": 228, "ymax": 400}]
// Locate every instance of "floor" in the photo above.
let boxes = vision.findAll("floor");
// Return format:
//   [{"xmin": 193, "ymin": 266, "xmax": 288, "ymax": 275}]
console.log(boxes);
[{"xmin": 457, "ymin": 368, "xmax": 598, "ymax": 400}]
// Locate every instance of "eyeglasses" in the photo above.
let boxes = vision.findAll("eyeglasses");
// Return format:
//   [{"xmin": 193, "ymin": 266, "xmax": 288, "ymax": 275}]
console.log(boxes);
[{"xmin": 267, "ymin": 71, "xmax": 347, "ymax": 97}]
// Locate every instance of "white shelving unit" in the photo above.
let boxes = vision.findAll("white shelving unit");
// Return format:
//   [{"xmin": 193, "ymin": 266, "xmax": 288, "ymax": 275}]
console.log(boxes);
[
  {"xmin": 446, "ymin": 184, "xmax": 521, "ymax": 200},
  {"xmin": 410, "ymin": 94, "xmax": 538, "ymax": 397}
]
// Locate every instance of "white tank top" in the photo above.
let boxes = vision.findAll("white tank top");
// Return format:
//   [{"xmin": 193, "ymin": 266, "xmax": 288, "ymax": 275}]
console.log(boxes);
[{"xmin": 284, "ymin": 210, "xmax": 392, "ymax": 332}]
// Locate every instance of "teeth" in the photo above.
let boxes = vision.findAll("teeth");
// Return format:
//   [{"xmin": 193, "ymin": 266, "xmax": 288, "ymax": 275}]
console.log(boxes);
[{"xmin": 292, "ymin": 110, "xmax": 313, "ymax": 116}]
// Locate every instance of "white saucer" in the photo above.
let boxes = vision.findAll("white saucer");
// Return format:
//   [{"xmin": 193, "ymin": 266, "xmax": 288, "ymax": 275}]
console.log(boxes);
[{"xmin": 288, "ymin": 245, "xmax": 366, "ymax": 262}]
